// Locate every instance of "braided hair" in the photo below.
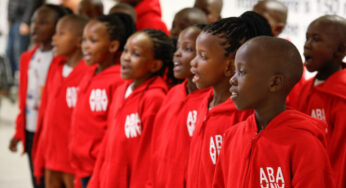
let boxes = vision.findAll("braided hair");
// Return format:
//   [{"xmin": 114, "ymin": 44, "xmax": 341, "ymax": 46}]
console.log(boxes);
[
  {"xmin": 139, "ymin": 29, "xmax": 175, "ymax": 85},
  {"xmin": 97, "ymin": 13, "xmax": 136, "ymax": 51},
  {"xmin": 203, "ymin": 11, "xmax": 273, "ymax": 57}
]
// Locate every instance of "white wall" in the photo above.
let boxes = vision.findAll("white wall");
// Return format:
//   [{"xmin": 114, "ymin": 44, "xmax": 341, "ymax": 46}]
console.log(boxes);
[{"xmin": 1, "ymin": 0, "xmax": 345, "ymax": 64}]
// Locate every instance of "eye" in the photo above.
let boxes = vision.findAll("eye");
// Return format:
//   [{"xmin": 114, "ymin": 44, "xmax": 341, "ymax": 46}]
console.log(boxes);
[{"xmin": 183, "ymin": 47, "xmax": 193, "ymax": 52}]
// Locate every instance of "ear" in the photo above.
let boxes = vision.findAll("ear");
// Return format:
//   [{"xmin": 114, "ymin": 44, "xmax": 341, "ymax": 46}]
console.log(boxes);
[
  {"xmin": 109, "ymin": 40, "xmax": 120, "ymax": 53},
  {"xmin": 268, "ymin": 74, "xmax": 284, "ymax": 92},
  {"xmin": 224, "ymin": 57, "xmax": 235, "ymax": 78},
  {"xmin": 273, "ymin": 23, "xmax": 285, "ymax": 37},
  {"xmin": 150, "ymin": 59, "xmax": 163, "ymax": 73}
]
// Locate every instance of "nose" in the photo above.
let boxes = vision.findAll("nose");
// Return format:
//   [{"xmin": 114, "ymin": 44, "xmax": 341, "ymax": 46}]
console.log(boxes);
[
  {"xmin": 174, "ymin": 48, "xmax": 182, "ymax": 58},
  {"xmin": 121, "ymin": 51, "xmax": 130, "ymax": 63},
  {"xmin": 304, "ymin": 37, "xmax": 311, "ymax": 50},
  {"xmin": 229, "ymin": 75, "xmax": 238, "ymax": 86},
  {"xmin": 190, "ymin": 56, "xmax": 198, "ymax": 68}
]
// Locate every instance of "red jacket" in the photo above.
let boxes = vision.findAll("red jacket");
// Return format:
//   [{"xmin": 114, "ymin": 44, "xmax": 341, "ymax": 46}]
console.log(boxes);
[
  {"xmin": 13, "ymin": 45, "xmax": 60, "ymax": 153},
  {"xmin": 148, "ymin": 80, "xmax": 210, "ymax": 187},
  {"xmin": 286, "ymin": 67, "xmax": 307, "ymax": 109},
  {"xmin": 33, "ymin": 59, "xmax": 91, "ymax": 177},
  {"xmin": 135, "ymin": 0, "xmax": 169, "ymax": 35},
  {"xmin": 212, "ymin": 110, "xmax": 335, "ymax": 188},
  {"xmin": 296, "ymin": 67, "xmax": 346, "ymax": 188},
  {"xmin": 69, "ymin": 64, "xmax": 123, "ymax": 178},
  {"xmin": 186, "ymin": 90, "xmax": 252, "ymax": 188},
  {"xmin": 87, "ymin": 77, "xmax": 167, "ymax": 188}
]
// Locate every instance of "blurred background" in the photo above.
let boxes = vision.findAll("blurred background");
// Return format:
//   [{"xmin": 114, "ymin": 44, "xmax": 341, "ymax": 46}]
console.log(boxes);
[{"xmin": 0, "ymin": 0, "xmax": 345, "ymax": 187}]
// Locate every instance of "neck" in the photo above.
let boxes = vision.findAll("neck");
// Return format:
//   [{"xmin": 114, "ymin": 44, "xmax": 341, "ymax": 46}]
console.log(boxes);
[
  {"xmin": 209, "ymin": 79, "xmax": 231, "ymax": 109},
  {"xmin": 133, "ymin": 74, "xmax": 153, "ymax": 90},
  {"xmin": 254, "ymin": 97, "xmax": 286, "ymax": 132},
  {"xmin": 95, "ymin": 55, "xmax": 115, "ymax": 74},
  {"xmin": 186, "ymin": 77, "xmax": 198, "ymax": 94},
  {"xmin": 66, "ymin": 50, "xmax": 83, "ymax": 68},
  {"xmin": 40, "ymin": 41, "xmax": 53, "ymax": 52},
  {"xmin": 316, "ymin": 61, "xmax": 342, "ymax": 80}
]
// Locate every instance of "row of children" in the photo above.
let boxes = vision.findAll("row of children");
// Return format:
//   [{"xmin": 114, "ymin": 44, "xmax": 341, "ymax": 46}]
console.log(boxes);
[{"xmin": 8, "ymin": 0, "xmax": 345, "ymax": 188}]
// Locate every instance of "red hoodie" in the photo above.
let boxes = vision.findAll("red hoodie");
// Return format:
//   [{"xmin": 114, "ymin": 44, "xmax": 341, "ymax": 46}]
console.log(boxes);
[
  {"xmin": 212, "ymin": 110, "xmax": 335, "ymax": 188},
  {"xmin": 148, "ymin": 80, "xmax": 210, "ymax": 188},
  {"xmin": 296, "ymin": 67, "xmax": 346, "ymax": 188},
  {"xmin": 33, "ymin": 59, "xmax": 91, "ymax": 177},
  {"xmin": 87, "ymin": 77, "xmax": 167, "ymax": 188},
  {"xmin": 186, "ymin": 90, "xmax": 252, "ymax": 188},
  {"xmin": 69, "ymin": 64, "xmax": 123, "ymax": 178},
  {"xmin": 13, "ymin": 45, "xmax": 61, "ymax": 153},
  {"xmin": 135, "ymin": 0, "xmax": 169, "ymax": 35}
]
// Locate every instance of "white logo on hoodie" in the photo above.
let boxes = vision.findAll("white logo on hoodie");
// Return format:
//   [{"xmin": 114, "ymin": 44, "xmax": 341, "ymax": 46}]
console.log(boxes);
[
  {"xmin": 124, "ymin": 113, "xmax": 142, "ymax": 138},
  {"xmin": 89, "ymin": 89, "xmax": 108, "ymax": 112},
  {"xmin": 186, "ymin": 110, "xmax": 197, "ymax": 137},
  {"xmin": 66, "ymin": 87, "xmax": 78, "ymax": 108},
  {"xmin": 210, "ymin": 134, "xmax": 223, "ymax": 164},
  {"xmin": 311, "ymin": 108, "xmax": 326, "ymax": 122},
  {"xmin": 260, "ymin": 167, "xmax": 285, "ymax": 188}
]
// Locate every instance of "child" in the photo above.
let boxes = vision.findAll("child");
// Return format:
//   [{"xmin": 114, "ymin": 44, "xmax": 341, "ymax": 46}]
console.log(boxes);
[
  {"xmin": 8, "ymin": 4, "xmax": 70, "ymax": 188},
  {"xmin": 297, "ymin": 15, "xmax": 346, "ymax": 188},
  {"xmin": 213, "ymin": 36, "xmax": 335, "ymax": 187},
  {"xmin": 87, "ymin": 29, "xmax": 172, "ymax": 188},
  {"xmin": 69, "ymin": 13, "xmax": 136, "ymax": 188},
  {"xmin": 186, "ymin": 11, "xmax": 273, "ymax": 188},
  {"xmin": 148, "ymin": 25, "xmax": 209, "ymax": 187},
  {"xmin": 170, "ymin": 8, "xmax": 207, "ymax": 39},
  {"xmin": 109, "ymin": 2, "xmax": 137, "ymax": 23},
  {"xmin": 115, "ymin": 0, "xmax": 169, "ymax": 34},
  {"xmin": 32, "ymin": 14, "xmax": 89, "ymax": 188},
  {"xmin": 194, "ymin": 0, "xmax": 223, "ymax": 24},
  {"xmin": 253, "ymin": 0, "xmax": 288, "ymax": 37},
  {"xmin": 78, "ymin": 0, "xmax": 104, "ymax": 19}
]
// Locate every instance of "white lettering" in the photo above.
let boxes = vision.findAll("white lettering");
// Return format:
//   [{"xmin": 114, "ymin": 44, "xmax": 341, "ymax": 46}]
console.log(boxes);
[
  {"xmin": 89, "ymin": 89, "xmax": 108, "ymax": 112},
  {"xmin": 124, "ymin": 113, "xmax": 142, "ymax": 138},
  {"xmin": 186, "ymin": 110, "xmax": 197, "ymax": 137}
]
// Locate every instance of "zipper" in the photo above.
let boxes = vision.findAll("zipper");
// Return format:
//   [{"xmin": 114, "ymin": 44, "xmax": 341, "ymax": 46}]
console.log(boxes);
[{"xmin": 243, "ymin": 133, "xmax": 258, "ymax": 188}]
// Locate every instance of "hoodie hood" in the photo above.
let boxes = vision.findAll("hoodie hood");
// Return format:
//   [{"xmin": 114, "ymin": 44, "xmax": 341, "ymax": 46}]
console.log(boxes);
[
  {"xmin": 248, "ymin": 109, "xmax": 328, "ymax": 147},
  {"xmin": 127, "ymin": 76, "xmax": 168, "ymax": 96},
  {"xmin": 314, "ymin": 66, "xmax": 346, "ymax": 100},
  {"xmin": 135, "ymin": 0, "xmax": 162, "ymax": 17}
]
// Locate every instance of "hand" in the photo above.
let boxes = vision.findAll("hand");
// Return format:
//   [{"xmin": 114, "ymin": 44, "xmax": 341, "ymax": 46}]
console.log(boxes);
[
  {"xmin": 9, "ymin": 138, "xmax": 20, "ymax": 152},
  {"xmin": 19, "ymin": 23, "xmax": 30, "ymax": 35}
]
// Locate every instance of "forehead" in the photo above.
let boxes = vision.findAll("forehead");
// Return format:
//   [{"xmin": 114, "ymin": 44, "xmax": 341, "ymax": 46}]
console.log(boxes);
[
  {"xmin": 127, "ymin": 32, "xmax": 153, "ymax": 50},
  {"xmin": 85, "ymin": 20, "xmax": 108, "ymax": 34},
  {"xmin": 308, "ymin": 20, "xmax": 339, "ymax": 36},
  {"xmin": 179, "ymin": 27, "xmax": 200, "ymax": 41},
  {"xmin": 34, "ymin": 7, "xmax": 57, "ymax": 20}
]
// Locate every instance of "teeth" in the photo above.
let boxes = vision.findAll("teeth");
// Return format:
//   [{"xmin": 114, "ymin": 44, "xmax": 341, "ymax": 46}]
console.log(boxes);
[
  {"xmin": 231, "ymin": 92, "xmax": 238, "ymax": 97},
  {"xmin": 174, "ymin": 62, "xmax": 179, "ymax": 66}
]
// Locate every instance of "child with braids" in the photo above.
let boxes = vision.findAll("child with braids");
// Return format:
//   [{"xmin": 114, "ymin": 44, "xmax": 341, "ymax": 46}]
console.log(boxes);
[
  {"xmin": 87, "ymin": 29, "xmax": 172, "ymax": 188},
  {"xmin": 8, "ymin": 4, "xmax": 71, "ymax": 188},
  {"xmin": 186, "ymin": 11, "xmax": 273, "ymax": 188},
  {"xmin": 68, "ymin": 13, "xmax": 136, "ymax": 188},
  {"xmin": 147, "ymin": 25, "xmax": 210, "ymax": 188}
]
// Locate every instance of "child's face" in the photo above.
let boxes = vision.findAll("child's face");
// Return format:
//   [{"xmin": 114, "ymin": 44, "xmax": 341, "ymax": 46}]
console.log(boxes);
[
  {"xmin": 31, "ymin": 7, "xmax": 57, "ymax": 45},
  {"xmin": 190, "ymin": 32, "xmax": 232, "ymax": 89},
  {"xmin": 229, "ymin": 44, "xmax": 270, "ymax": 110},
  {"xmin": 173, "ymin": 27, "xmax": 200, "ymax": 79},
  {"xmin": 52, "ymin": 18, "xmax": 81, "ymax": 57},
  {"xmin": 82, "ymin": 20, "xmax": 113, "ymax": 65},
  {"xmin": 120, "ymin": 32, "xmax": 157, "ymax": 81},
  {"xmin": 304, "ymin": 21, "xmax": 340, "ymax": 72}
]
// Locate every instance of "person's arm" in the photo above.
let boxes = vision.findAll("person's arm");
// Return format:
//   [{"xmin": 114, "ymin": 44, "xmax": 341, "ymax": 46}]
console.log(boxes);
[{"xmin": 20, "ymin": 0, "xmax": 44, "ymax": 35}]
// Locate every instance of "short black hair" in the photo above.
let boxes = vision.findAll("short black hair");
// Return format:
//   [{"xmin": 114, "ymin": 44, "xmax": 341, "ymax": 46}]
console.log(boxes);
[
  {"xmin": 203, "ymin": 11, "xmax": 273, "ymax": 57},
  {"xmin": 43, "ymin": 4, "xmax": 73, "ymax": 24}
]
